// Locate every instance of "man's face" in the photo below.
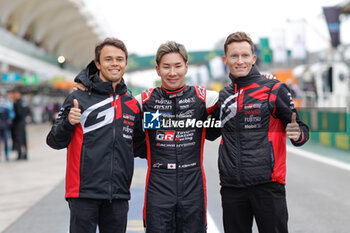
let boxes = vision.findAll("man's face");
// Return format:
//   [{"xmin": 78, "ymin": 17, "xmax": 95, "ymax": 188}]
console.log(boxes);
[
  {"xmin": 223, "ymin": 41, "xmax": 256, "ymax": 78},
  {"xmin": 95, "ymin": 45, "xmax": 127, "ymax": 84},
  {"xmin": 156, "ymin": 52, "xmax": 188, "ymax": 91}
]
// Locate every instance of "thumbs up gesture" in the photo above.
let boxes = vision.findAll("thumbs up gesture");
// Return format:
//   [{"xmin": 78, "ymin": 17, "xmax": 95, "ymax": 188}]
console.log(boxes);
[
  {"xmin": 286, "ymin": 112, "xmax": 301, "ymax": 141},
  {"xmin": 68, "ymin": 99, "xmax": 81, "ymax": 125}
]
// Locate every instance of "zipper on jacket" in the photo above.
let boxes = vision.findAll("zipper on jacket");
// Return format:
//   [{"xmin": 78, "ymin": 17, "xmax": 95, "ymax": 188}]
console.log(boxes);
[
  {"xmin": 235, "ymin": 86, "xmax": 243, "ymax": 184},
  {"xmin": 110, "ymin": 93, "xmax": 117, "ymax": 202}
]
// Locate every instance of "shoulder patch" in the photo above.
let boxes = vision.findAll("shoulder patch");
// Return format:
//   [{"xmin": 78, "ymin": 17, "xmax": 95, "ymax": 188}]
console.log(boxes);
[
  {"xmin": 194, "ymin": 85, "xmax": 206, "ymax": 102},
  {"xmin": 141, "ymin": 88, "xmax": 155, "ymax": 104}
]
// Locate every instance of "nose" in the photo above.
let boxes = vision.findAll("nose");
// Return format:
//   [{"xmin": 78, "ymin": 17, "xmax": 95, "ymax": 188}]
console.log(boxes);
[
  {"xmin": 111, "ymin": 59, "xmax": 118, "ymax": 66},
  {"xmin": 170, "ymin": 67, "xmax": 176, "ymax": 76}
]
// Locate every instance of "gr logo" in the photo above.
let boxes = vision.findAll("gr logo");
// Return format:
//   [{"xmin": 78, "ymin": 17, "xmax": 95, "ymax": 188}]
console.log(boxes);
[
  {"xmin": 143, "ymin": 110, "xmax": 161, "ymax": 129},
  {"xmin": 156, "ymin": 130, "xmax": 175, "ymax": 141}
]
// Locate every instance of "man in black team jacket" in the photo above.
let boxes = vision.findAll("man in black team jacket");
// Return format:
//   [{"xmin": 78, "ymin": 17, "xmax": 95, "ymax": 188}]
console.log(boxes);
[
  {"xmin": 47, "ymin": 38, "xmax": 145, "ymax": 233},
  {"xmin": 211, "ymin": 32, "xmax": 309, "ymax": 233}
]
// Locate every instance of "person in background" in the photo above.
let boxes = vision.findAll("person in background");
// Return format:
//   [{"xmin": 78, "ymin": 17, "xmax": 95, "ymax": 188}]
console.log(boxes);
[
  {"xmin": 0, "ymin": 90, "xmax": 15, "ymax": 161},
  {"xmin": 8, "ymin": 88, "xmax": 29, "ymax": 160},
  {"xmin": 211, "ymin": 31, "xmax": 309, "ymax": 233}
]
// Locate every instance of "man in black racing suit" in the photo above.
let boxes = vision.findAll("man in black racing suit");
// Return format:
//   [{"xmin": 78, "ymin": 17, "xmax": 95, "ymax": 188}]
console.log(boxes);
[{"xmin": 135, "ymin": 41, "xmax": 219, "ymax": 233}]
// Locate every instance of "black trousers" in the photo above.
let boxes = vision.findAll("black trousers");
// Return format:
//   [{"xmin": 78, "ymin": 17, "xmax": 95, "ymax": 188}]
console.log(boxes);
[
  {"xmin": 67, "ymin": 198, "xmax": 129, "ymax": 233},
  {"xmin": 221, "ymin": 182, "xmax": 288, "ymax": 233}
]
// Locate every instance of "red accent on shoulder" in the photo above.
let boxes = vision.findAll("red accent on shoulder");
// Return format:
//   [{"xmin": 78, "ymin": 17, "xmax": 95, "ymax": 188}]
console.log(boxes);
[
  {"xmin": 194, "ymin": 85, "xmax": 206, "ymax": 102},
  {"xmin": 244, "ymin": 83, "xmax": 260, "ymax": 90},
  {"xmin": 66, "ymin": 124, "xmax": 84, "ymax": 198},
  {"xmin": 248, "ymin": 86, "xmax": 270, "ymax": 101},
  {"xmin": 272, "ymin": 82, "xmax": 282, "ymax": 91},
  {"xmin": 124, "ymin": 98, "xmax": 140, "ymax": 114},
  {"xmin": 269, "ymin": 93, "xmax": 277, "ymax": 102},
  {"xmin": 141, "ymin": 88, "xmax": 155, "ymax": 104}
]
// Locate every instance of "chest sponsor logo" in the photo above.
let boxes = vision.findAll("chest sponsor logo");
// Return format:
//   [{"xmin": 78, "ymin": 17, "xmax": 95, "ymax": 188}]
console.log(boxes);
[
  {"xmin": 179, "ymin": 97, "xmax": 195, "ymax": 104},
  {"xmin": 123, "ymin": 113, "xmax": 135, "ymax": 121},
  {"xmin": 156, "ymin": 130, "xmax": 175, "ymax": 141},
  {"xmin": 244, "ymin": 103, "xmax": 262, "ymax": 109},
  {"xmin": 154, "ymin": 105, "xmax": 172, "ymax": 110},
  {"xmin": 155, "ymin": 99, "xmax": 172, "ymax": 105}
]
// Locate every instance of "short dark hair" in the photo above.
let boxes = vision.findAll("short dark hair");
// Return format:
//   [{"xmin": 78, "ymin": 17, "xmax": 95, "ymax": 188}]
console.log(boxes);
[
  {"xmin": 224, "ymin": 32, "xmax": 255, "ymax": 55},
  {"xmin": 156, "ymin": 41, "xmax": 188, "ymax": 65},
  {"xmin": 95, "ymin": 38, "xmax": 128, "ymax": 63}
]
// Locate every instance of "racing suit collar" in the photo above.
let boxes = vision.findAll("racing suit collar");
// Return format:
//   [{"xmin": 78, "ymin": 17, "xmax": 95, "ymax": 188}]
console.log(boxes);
[
  {"xmin": 229, "ymin": 65, "xmax": 261, "ymax": 89},
  {"xmin": 161, "ymin": 85, "xmax": 187, "ymax": 99}
]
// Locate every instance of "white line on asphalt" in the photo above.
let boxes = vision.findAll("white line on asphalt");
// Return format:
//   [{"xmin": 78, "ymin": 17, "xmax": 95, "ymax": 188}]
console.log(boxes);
[
  {"xmin": 287, "ymin": 146, "xmax": 350, "ymax": 171},
  {"xmin": 207, "ymin": 211, "xmax": 220, "ymax": 233}
]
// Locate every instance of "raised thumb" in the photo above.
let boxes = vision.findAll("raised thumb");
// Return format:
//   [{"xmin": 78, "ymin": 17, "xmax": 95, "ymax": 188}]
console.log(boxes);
[
  {"xmin": 73, "ymin": 99, "xmax": 79, "ymax": 109},
  {"xmin": 291, "ymin": 112, "xmax": 297, "ymax": 123}
]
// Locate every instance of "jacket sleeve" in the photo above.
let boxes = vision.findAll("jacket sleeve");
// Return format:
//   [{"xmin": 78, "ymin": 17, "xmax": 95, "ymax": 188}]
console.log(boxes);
[
  {"xmin": 132, "ymin": 103, "xmax": 147, "ymax": 158},
  {"xmin": 275, "ymin": 83, "xmax": 309, "ymax": 146},
  {"xmin": 205, "ymin": 100, "xmax": 222, "ymax": 141},
  {"xmin": 46, "ymin": 94, "xmax": 77, "ymax": 149}
]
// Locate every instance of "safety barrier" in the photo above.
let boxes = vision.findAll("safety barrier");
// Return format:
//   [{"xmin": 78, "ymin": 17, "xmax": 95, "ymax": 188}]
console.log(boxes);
[{"xmin": 298, "ymin": 109, "xmax": 350, "ymax": 151}]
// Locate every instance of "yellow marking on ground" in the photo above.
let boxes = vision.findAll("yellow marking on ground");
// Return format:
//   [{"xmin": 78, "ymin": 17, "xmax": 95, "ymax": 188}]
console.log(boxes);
[{"xmin": 127, "ymin": 220, "xmax": 144, "ymax": 231}]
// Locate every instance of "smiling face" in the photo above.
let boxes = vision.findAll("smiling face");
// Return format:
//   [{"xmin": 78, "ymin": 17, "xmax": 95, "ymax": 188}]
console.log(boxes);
[
  {"xmin": 95, "ymin": 45, "xmax": 127, "ymax": 87},
  {"xmin": 156, "ymin": 52, "xmax": 188, "ymax": 91},
  {"xmin": 223, "ymin": 41, "xmax": 257, "ymax": 78}
]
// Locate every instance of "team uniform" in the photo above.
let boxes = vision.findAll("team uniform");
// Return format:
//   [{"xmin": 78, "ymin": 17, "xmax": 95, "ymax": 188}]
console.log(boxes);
[
  {"xmin": 135, "ymin": 85, "xmax": 218, "ymax": 233},
  {"xmin": 213, "ymin": 65, "xmax": 309, "ymax": 233},
  {"xmin": 47, "ymin": 61, "xmax": 145, "ymax": 233}
]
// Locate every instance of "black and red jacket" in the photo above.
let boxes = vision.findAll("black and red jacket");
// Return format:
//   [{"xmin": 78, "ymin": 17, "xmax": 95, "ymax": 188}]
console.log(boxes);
[
  {"xmin": 215, "ymin": 66, "xmax": 309, "ymax": 187},
  {"xmin": 46, "ymin": 61, "xmax": 145, "ymax": 200}
]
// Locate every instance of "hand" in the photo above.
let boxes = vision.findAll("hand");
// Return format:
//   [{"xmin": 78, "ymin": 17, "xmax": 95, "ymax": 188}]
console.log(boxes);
[
  {"xmin": 286, "ymin": 112, "xmax": 301, "ymax": 141},
  {"xmin": 74, "ymin": 83, "xmax": 88, "ymax": 91},
  {"xmin": 68, "ymin": 99, "xmax": 81, "ymax": 125},
  {"xmin": 261, "ymin": 73, "xmax": 276, "ymax": 80}
]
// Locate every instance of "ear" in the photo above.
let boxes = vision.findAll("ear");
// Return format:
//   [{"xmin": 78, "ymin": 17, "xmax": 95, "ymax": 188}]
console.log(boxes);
[
  {"xmin": 222, "ymin": 56, "xmax": 227, "ymax": 65},
  {"xmin": 252, "ymin": 54, "xmax": 257, "ymax": 65},
  {"xmin": 156, "ymin": 65, "xmax": 161, "ymax": 76},
  {"xmin": 185, "ymin": 62, "xmax": 189, "ymax": 73},
  {"xmin": 95, "ymin": 60, "xmax": 101, "ymax": 70}
]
